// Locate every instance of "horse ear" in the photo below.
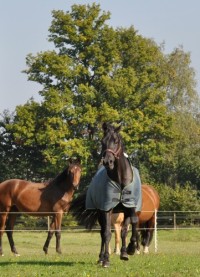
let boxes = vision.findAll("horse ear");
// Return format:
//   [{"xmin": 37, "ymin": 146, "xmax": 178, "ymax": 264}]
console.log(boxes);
[
  {"xmin": 68, "ymin": 157, "xmax": 81, "ymax": 165},
  {"xmin": 76, "ymin": 157, "xmax": 81, "ymax": 164},
  {"xmin": 68, "ymin": 157, "xmax": 73, "ymax": 164},
  {"xmin": 102, "ymin": 122, "xmax": 108, "ymax": 132},
  {"xmin": 115, "ymin": 124, "xmax": 121, "ymax": 133}
]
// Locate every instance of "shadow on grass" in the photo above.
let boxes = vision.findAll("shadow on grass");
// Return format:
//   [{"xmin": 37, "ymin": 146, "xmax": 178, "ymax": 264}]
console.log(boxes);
[{"xmin": 0, "ymin": 260, "xmax": 87, "ymax": 267}]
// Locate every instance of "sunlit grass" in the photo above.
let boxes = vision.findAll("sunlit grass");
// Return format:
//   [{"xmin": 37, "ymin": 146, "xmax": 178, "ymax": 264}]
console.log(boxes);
[{"xmin": 0, "ymin": 230, "xmax": 200, "ymax": 276}]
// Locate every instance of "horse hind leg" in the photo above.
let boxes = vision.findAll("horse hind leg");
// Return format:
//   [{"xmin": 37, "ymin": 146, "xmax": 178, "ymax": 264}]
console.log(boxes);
[
  {"xmin": 141, "ymin": 220, "xmax": 154, "ymax": 254},
  {"xmin": 6, "ymin": 209, "xmax": 20, "ymax": 256},
  {"xmin": 142, "ymin": 229, "xmax": 150, "ymax": 254},
  {"xmin": 0, "ymin": 212, "xmax": 8, "ymax": 256}
]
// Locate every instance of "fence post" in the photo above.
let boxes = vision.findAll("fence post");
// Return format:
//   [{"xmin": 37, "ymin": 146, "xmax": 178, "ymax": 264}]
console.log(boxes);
[
  {"xmin": 47, "ymin": 216, "xmax": 50, "ymax": 231},
  {"xmin": 154, "ymin": 209, "xmax": 158, "ymax": 253},
  {"xmin": 173, "ymin": 212, "xmax": 177, "ymax": 230}
]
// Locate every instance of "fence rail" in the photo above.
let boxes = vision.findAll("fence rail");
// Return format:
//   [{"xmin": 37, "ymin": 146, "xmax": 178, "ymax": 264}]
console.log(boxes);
[
  {"xmin": 1, "ymin": 210, "xmax": 200, "ymax": 231},
  {"xmin": 1, "ymin": 210, "xmax": 200, "ymax": 254}
]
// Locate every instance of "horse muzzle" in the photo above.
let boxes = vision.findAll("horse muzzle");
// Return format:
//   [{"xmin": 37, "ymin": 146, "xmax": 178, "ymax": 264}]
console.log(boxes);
[
  {"xmin": 72, "ymin": 183, "xmax": 80, "ymax": 191},
  {"xmin": 103, "ymin": 158, "xmax": 115, "ymax": 170}
]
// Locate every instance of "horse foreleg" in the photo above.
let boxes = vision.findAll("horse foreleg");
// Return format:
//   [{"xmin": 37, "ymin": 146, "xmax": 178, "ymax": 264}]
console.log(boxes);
[
  {"xmin": 0, "ymin": 212, "xmax": 8, "ymax": 256},
  {"xmin": 103, "ymin": 216, "xmax": 112, "ymax": 268},
  {"xmin": 55, "ymin": 212, "xmax": 62, "ymax": 254},
  {"xmin": 98, "ymin": 229, "xmax": 105, "ymax": 265},
  {"xmin": 127, "ymin": 208, "xmax": 138, "ymax": 256},
  {"xmin": 113, "ymin": 222, "xmax": 121, "ymax": 255},
  {"xmin": 55, "ymin": 230, "xmax": 61, "ymax": 254},
  {"xmin": 120, "ymin": 215, "xmax": 130, "ymax": 261},
  {"xmin": 6, "ymin": 212, "xmax": 19, "ymax": 256},
  {"xmin": 98, "ymin": 211, "xmax": 112, "ymax": 268},
  {"xmin": 43, "ymin": 217, "xmax": 55, "ymax": 254}
]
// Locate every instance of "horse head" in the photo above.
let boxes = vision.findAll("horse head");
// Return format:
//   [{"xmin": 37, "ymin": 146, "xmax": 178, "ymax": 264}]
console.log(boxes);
[
  {"xmin": 101, "ymin": 122, "xmax": 123, "ymax": 170},
  {"xmin": 67, "ymin": 158, "xmax": 82, "ymax": 191}
]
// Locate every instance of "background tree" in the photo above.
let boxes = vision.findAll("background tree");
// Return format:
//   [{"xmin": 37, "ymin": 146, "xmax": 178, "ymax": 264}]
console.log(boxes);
[
  {"xmin": 0, "ymin": 109, "xmax": 48, "ymax": 181},
  {"xmin": 155, "ymin": 48, "xmax": 200, "ymax": 188},
  {"xmin": 11, "ymin": 4, "xmax": 170, "ymax": 177},
  {"xmin": 1, "ymin": 3, "xmax": 200, "ymax": 200},
  {"xmin": 165, "ymin": 47, "xmax": 198, "ymax": 113}
]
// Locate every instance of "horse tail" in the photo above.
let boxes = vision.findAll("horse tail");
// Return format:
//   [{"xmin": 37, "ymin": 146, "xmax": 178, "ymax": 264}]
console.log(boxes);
[{"xmin": 69, "ymin": 191, "xmax": 98, "ymax": 230}]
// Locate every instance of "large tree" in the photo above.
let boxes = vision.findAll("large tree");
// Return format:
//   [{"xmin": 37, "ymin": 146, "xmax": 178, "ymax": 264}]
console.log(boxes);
[
  {"xmin": 2, "ymin": 3, "xmax": 199, "ymax": 187},
  {"xmin": 10, "ymin": 4, "xmax": 170, "ymax": 173}
]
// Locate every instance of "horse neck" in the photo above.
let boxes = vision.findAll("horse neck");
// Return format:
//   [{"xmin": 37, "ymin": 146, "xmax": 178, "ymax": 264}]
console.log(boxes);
[
  {"xmin": 49, "ymin": 171, "xmax": 73, "ymax": 193},
  {"xmin": 60, "ymin": 179, "xmax": 74, "ymax": 194},
  {"xmin": 108, "ymin": 155, "xmax": 133, "ymax": 186}
]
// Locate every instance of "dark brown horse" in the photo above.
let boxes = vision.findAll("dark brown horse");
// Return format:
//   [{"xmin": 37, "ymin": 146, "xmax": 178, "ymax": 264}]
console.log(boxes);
[
  {"xmin": 111, "ymin": 184, "xmax": 160, "ymax": 255},
  {"xmin": 70, "ymin": 123, "xmax": 142, "ymax": 267},
  {"xmin": 0, "ymin": 158, "xmax": 81, "ymax": 256}
]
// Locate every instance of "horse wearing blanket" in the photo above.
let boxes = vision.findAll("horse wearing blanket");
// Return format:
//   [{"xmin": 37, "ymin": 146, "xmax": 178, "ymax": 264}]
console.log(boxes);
[{"xmin": 70, "ymin": 123, "xmax": 142, "ymax": 267}]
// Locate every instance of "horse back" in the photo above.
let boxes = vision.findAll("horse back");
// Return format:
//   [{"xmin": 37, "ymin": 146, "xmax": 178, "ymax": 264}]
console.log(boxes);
[
  {"xmin": 138, "ymin": 184, "xmax": 160, "ymax": 222},
  {"xmin": 0, "ymin": 179, "xmax": 44, "ymax": 210}
]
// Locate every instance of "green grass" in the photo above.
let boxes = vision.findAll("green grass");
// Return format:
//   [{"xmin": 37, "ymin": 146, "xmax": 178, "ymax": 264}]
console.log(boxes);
[{"xmin": 0, "ymin": 230, "xmax": 200, "ymax": 276}]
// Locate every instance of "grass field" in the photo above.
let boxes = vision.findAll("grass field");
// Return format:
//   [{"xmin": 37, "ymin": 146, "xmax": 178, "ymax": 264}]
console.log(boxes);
[{"xmin": 0, "ymin": 229, "xmax": 200, "ymax": 276}]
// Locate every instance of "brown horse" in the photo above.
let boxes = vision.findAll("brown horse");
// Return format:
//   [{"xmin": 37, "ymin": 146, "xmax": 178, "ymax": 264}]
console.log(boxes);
[
  {"xmin": 0, "ymin": 158, "xmax": 81, "ymax": 256},
  {"xmin": 111, "ymin": 184, "xmax": 160, "ymax": 255}
]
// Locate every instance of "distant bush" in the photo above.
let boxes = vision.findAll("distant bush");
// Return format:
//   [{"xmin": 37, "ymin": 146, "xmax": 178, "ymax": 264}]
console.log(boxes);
[
  {"xmin": 15, "ymin": 213, "xmax": 78, "ymax": 230},
  {"xmin": 153, "ymin": 183, "xmax": 200, "ymax": 211}
]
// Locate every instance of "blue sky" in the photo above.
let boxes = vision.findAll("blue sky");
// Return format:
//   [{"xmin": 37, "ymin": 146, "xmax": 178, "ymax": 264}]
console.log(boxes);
[{"xmin": 1, "ymin": 0, "xmax": 200, "ymax": 112}]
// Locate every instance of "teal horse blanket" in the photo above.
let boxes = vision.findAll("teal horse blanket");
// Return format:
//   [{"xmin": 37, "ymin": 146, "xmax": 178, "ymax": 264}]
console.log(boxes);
[{"xmin": 86, "ymin": 166, "xmax": 142, "ymax": 212}]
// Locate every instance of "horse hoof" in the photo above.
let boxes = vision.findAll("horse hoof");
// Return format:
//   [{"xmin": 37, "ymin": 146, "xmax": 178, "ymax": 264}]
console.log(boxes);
[
  {"xmin": 14, "ymin": 253, "xmax": 20, "ymax": 257},
  {"xmin": 136, "ymin": 250, "xmax": 140, "ymax": 255},
  {"xmin": 143, "ymin": 246, "xmax": 149, "ymax": 254},
  {"xmin": 43, "ymin": 247, "xmax": 48, "ymax": 255},
  {"xmin": 97, "ymin": 260, "xmax": 103, "ymax": 266},
  {"xmin": 0, "ymin": 254, "xmax": 4, "ymax": 257},
  {"xmin": 127, "ymin": 242, "xmax": 136, "ymax": 255},
  {"xmin": 103, "ymin": 261, "xmax": 110, "ymax": 268},
  {"xmin": 120, "ymin": 252, "xmax": 129, "ymax": 261}
]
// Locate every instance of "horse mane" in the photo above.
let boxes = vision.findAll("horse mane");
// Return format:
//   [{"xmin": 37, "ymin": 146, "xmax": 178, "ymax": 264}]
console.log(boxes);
[
  {"xmin": 46, "ymin": 167, "xmax": 69, "ymax": 187},
  {"xmin": 43, "ymin": 158, "xmax": 81, "ymax": 189}
]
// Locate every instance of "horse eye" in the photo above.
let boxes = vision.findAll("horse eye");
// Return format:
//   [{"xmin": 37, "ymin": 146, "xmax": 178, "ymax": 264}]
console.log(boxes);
[{"xmin": 114, "ymin": 137, "xmax": 119, "ymax": 144}]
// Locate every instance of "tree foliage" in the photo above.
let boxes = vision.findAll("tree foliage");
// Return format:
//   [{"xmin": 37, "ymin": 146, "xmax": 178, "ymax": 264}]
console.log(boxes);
[
  {"xmin": 1, "ymin": 3, "xmax": 200, "ymax": 197},
  {"xmin": 14, "ymin": 4, "xmax": 170, "ymax": 172},
  {"xmin": 154, "ymin": 183, "xmax": 200, "ymax": 211}
]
